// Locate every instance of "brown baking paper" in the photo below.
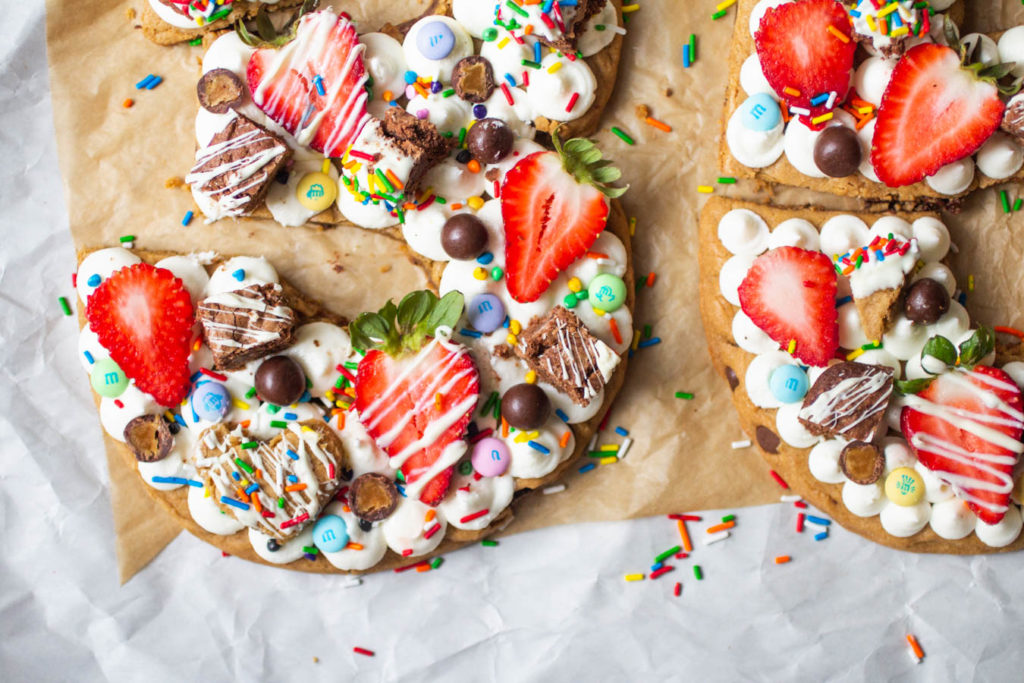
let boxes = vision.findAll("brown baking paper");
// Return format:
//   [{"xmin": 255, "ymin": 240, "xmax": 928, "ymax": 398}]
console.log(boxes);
[{"xmin": 46, "ymin": 0, "xmax": 1024, "ymax": 581}]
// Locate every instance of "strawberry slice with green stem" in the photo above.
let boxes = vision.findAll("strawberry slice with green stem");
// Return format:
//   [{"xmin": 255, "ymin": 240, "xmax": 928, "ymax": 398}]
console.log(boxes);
[
  {"xmin": 243, "ymin": 7, "xmax": 369, "ymax": 158},
  {"xmin": 500, "ymin": 131, "xmax": 626, "ymax": 304},
  {"xmin": 85, "ymin": 263, "xmax": 195, "ymax": 407},
  {"xmin": 737, "ymin": 246, "xmax": 839, "ymax": 368},
  {"xmin": 899, "ymin": 328, "xmax": 1024, "ymax": 525},
  {"xmin": 754, "ymin": 0, "xmax": 856, "ymax": 127},
  {"xmin": 872, "ymin": 19, "xmax": 1020, "ymax": 187},
  {"xmin": 351, "ymin": 291, "xmax": 480, "ymax": 506}
]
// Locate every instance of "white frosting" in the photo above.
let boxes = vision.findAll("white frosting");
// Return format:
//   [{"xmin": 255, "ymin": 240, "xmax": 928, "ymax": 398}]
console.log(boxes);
[
  {"xmin": 266, "ymin": 159, "xmax": 340, "ymax": 227},
  {"xmin": 147, "ymin": 0, "xmax": 201, "ymax": 29},
  {"xmin": 439, "ymin": 471, "xmax": 515, "ymax": 530},
  {"xmin": 819, "ymin": 215, "xmax": 870, "ymax": 258},
  {"xmin": 381, "ymin": 497, "xmax": 447, "ymax": 557},
  {"xmin": 739, "ymin": 54, "xmax": 774, "ymax": 98},
  {"xmin": 207, "ymin": 256, "xmax": 279, "ymax": 294},
  {"xmin": 852, "ymin": 57, "xmax": 894, "ymax": 107},
  {"xmin": 189, "ymin": 484, "xmax": 246, "ymax": 535},
  {"xmin": 975, "ymin": 132, "xmax": 1024, "ymax": 180},
  {"xmin": 155, "ymin": 255, "xmax": 211, "ymax": 304},
  {"xmin": 783, "ymin": 118, "xmax": 828, "ymax": 178},
  {"xmin": 577, "ymin": 1, "xmax": 620, "ymax": 57},
  {"xmin": 526, "ymin": 54, "xmax": 596, "ymax": 123},
  {"xmin": 732, "ymin": 311, "xmax": 778, "ymax": 355},
  {"xmin": 962, "ymin": 33, "xmax": 1000, "ymax": 68},
  {"xmin": 451, "ymin": 0, "xmax": 500, "ymax": 38},
  {"xmin": 719, "ymin": 253, "xmax": 756, "ymax": 307},
  {"xmin": 282, "ymin": 322, "xmax": 354, "ymax": 397},
  {"xmin": 808, "ymin": 440, "xmax": 847, "ymax": 484},
  {"xmin": 360, "ymin": 32, "xmax": 408, "ymax": 99},
  {"xmin": 913, "ymin": 262, "xmax": 956, "ymax": 296},
  {"xmin": 837, "ymin": 301, "xmax": 870, "ymax": 350},
  {"xmin": 842, "ymin": 481, "xmax": 887, "ymax": 517},
  {"xmin": 998, "ymin": 27, "xmax": 1024, "ymax": 78},
  {"xmin": 100, "ymin": 385, "xmax": 159, "ymax": 444},
  {"xmin": 76, "ymin": 248, "xmax": 142, "ymax": 303},
  {"xmin": 925, "ymin": 156, "xmax": 974, "ymax": 195},
  {"xmin": 776, "ymin": 402, "xmax": 820, "ymax": 448},
  {"xmin": 745, "ymin": 351, "xmax": 798, "ymax": 409},
  {"xmin": 768, "ymin": 218, "xmax": 819, "ymax": 251},
  {"xmin": 869, "ymin": 216, "xmax": 913, "ymax": 241},
  {"xmin": 976, "ymin": 504, "xmax": 1024, "ymax": 548},
  {"xmin": 249, "ymin": 525, "xmax": 315, "ymax": 564},
  {"xmin": 718, "ymin": 209, "xmax": 769, "ymax": 256},
  {"xmin": 910, "ymin": 216, "xmax": 950, "ymax": 263},
  {"xmin": 726, "ymin": 109, "xmax": 784, "ymax": 168},
  {"xmin": 318, "ymin": 501, "xmax": 388, "ymax": 571},
  {"xmin": 879, "ymin": 500, "xmax": 931, "ymax": 537}
]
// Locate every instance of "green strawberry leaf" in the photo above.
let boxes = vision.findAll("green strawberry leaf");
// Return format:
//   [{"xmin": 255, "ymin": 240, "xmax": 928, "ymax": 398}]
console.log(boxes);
[
  {"xmin": 425, "ymin": 291, "xmax": 465, "ymax": 334},
  {"xmin": 958, "ymin": 326, "xmax": 995, "ymax": 369},
  {"xmin": 921, "ymin": 335, "xmax": 957, "ymax": 371},
  {"xmin": 896, "ymin": 377, "xmax": 934, "ymax": 395},
  {"xmin": 397, "ymin": 290, "xmax": 435, "ymax": 332}
]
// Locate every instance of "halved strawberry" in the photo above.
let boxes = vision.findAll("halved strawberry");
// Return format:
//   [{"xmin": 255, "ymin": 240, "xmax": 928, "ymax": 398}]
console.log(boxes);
[
  {"xmin": 901, "ymin": 365, "xmax": 1023, "ymax": 524},
  {"xmin": 754, "ymin": 0, "xmax": 856, "ymax": 125},
  {"xmin": 737, "ymin": 246, "xmax": 838, "ymax": 367},
  {"xmin": 85, "ymin": 263, "xmax": 195, "ymax": 407},
  {"xmin": 351, "ymin": 291, "xmax": 480, "ymax": 506},
  {"xmin": 872, "ymin": 41, "xmax": 1008, "ymax": 187},
  {"xmin": 501, "ymin": 133, "xmax": 626, "ymax": 303},
  {"xmin": 245, "ymin": 10, "xmax": 369, "ymax": 158}
]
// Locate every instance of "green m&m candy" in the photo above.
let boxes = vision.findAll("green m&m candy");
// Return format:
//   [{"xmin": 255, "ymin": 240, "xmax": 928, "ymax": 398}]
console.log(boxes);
[
  {"xmin": 587, "ymin": 273, "xmax": 626, "ymax": 312},
  {"xmin": 90, "ymin": 358, "xmax": 128, "ymax": 398}
]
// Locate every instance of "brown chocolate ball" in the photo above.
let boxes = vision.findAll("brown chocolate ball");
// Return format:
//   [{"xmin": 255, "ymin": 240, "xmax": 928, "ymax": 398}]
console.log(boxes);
[
  {"xmin": 467, "ymin": 118, "xmax": 514, "ymax": 164},
  {"xmin": 501, "ymin": 383, "xmax": 551, "ymax": 430},
  {"xmin": 255, "ymin": 356, "xmax": 306, "ymax": 406},
  {"xmin": 904, "ymin": 278, "xmax": 950, "ymax": 325},
  {"xmin": 813, "ymin": 126, "xmax": 862, "ymax": 178},
  {"xmin": 441, "ymin": 213, "xmax": 488, "ymax": 260}
]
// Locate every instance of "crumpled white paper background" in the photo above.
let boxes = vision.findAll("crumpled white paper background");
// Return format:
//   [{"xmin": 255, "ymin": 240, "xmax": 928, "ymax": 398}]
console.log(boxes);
[{"xmin": 3, "ymin": 2, "xmax": 1024, "ymax": 680}]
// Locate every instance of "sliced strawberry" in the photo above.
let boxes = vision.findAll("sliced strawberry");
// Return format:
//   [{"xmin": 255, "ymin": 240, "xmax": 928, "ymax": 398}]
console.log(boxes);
[
  {"xmin": 901, "ymin": 366, "xmax": 1024, "ymax": 524},
  {"xmin": 872, "ymin": 43, "xmax": 1006, "ymax": 187},
  {"xmin": 351, "ymin": 291, "xmax": 479, "ymax": 506},
  {"xmin": 501, "ymin": 134, "xmax": 625, "ymax": 303},
  {"xmin": 737, "ymin": 246, "xmax": 838, "ymax": 367},
  {"xmin": 754, "ymin": 0, "xmax": 856, "ymax": 125},
  {"xmin": 246, "ymin": 10, "xmax": 369, "ymax": 158},
  {"xmin": 85, "ymin": 263, "xmax": 195, "ymax": 407}
]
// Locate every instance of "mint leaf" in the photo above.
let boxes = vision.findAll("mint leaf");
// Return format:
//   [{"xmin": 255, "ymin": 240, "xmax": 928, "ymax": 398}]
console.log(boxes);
[{"xmin": 921, "ymin": 335, "xmax": 957, "ymax": 371}]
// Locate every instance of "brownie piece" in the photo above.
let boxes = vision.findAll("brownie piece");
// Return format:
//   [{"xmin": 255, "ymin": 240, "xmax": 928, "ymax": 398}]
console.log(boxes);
[
  {"xmin": 185, "ymin": 112, "xmax": 292, "ymax": 219},
  {"xmin": 513, "ymin": 306, "xmax": 620, "ymax": 407},
  {"xmin": 542, "ymin": 0, "xmax": 607, "ymax": 53},
  {"xmin": 1001, "ymin": 94, "xmax": 1024, "ymax": 146},
  {"xmin": 361, "ymin": 107, "xmax": 449, "ymax": 196},
  {"xmin": 798, "ymin": 362, "xmax": 894, "ymax": 441},
  {"xmin": 196, "ymin": 283, "xmax": 298, "ymax": 371}
]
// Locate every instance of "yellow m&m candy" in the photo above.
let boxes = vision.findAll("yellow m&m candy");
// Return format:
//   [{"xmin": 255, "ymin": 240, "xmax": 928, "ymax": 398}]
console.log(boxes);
[
  {"xmin": 296, "ymin": 172, "xmax": 338, "ymax": 212},
  {"xmin": 884, "ymin": 467, "xmax": 924, "ymax": 506}
]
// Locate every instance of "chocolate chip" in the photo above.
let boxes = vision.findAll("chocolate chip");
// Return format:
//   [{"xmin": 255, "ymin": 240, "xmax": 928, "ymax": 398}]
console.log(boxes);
[
  {"xmin": 123, "ymin": 414, "xmax": 173, "ymax": 462},
  {"xmin": 350, "ymin": 473, "xmax": 399, "ymax": 522},
  {"xmin": 451, "ymin": 56, "xmax": 496, "ymax": 103},
  {"xmin": 813, "ymin": 126, "xmax": 862, "ymax": 178},
  {"xmin": 467, "ymin": 118, "xmax": 514, "ymax": 164},
  {"xmin": 725, "ymin": 366, "xmax": 739, "ymax": 391},
  {"xmin": 904, "ymin": 278, "xmax": 949, "ymax": 325},
  {"xmin": 267, "ymin": 538, "xmax": 281, "ymax": 552},
  {"xmin": 197, "ymin": 68, "xmax": 245, "ymax": 114},
  {"xmin": 255, "ymin": 356, "xmax": 307, "ymax": 407},
  {"xmin": 839, "ymin": 441, "xmax": 885, "ymax": 485},
  {"xmin": 755, "ymin": 426, "xmax": 780, "ymax": 454},
  {"xmin": 441, "ymin": 213, "xmax": 488, "ymax": 259},
  {"xmin": 358, "ymin": 519, "xmax": 373, "ymax": 532},
  {"xmin": 341, "ymin": 467, "xmax": 354, "ymax": 482},
  {"xmin": 455, "ymin": 149, "xmax": 472, "ymax": 164},
  {"xmin": 501, "ymin": 383, "xmax": 551, "ymax": 430}
]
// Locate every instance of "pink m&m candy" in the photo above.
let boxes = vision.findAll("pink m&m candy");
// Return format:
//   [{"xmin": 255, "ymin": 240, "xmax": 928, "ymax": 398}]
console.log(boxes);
[{"xmin": 471, "ymin": 437, "xmax": 510, "ymax": 477}]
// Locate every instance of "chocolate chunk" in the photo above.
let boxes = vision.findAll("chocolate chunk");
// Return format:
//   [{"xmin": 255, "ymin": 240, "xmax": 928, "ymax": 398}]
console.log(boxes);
[
  {"xmin": 755, "ymin": 426, "xmax": 780, "ymax": 454},
  {"xmin": 441, "ymin": 213, "xmax": 488, "ymax": 259},
  {"xmin": 378, "ymin": 107, "xmax": 450, "ymax": 195},
  {"xmin": 255, "ymin": 356, "xmax": 306, "ymax": 406},
  {"xmin": 467, "ymin": 118, "xmax": 514, "ymax": 164},
  {"xmin": 541, "ymin": 0, "xmax": 607, "ymax": 52},
  {"xmin": 514, "ymin": 306, "xmax": 620, "ymax": 407},
  {"xmin": 451, "ymin": 56, "xmax": 496, "ymax": 103},
  {"xmin": 197, "ymin": 283, "xmax": 298, "ymax": 371},
  {"xmin": 349, "ymin": 473, "xmax": 399, "ymax": 522},
  {"xmin": 123, "ymin": 415, "xmax": 173, "ymax": 462},
  {"xmin": 725, "ymin": 366, "xmax": 739, "ymax": 391},
  {"xmin": 839, "ymin": 441, "xmax": 884, "ymax": 485},
  {"xmin": 904, "ymin": 278, "xmax": 950, "ymax": 325},
  {"xmin": 185, "ymin": 113, "xmax": 292, "ymax": 218},
  {"xmin": 267, "ymin": 538, "xmax": 281, "ymax": 552},
  {"xmin": 197, "ymin": 68, "xmax": 245, "ymax": 114},
  {"xmin": 502, "ymin": 383, "xmax": 551, "ymax": 430},
  {"xmin": 798, "ymin": 362, "xmax": 894, "ymax": 441},
  {"xmin": 813, "ymin": 126, "xmax": 861, "ymax": 178},
  {"xmin": 1001, "ymin": 95, "xmax": 1024, "ymax": 145}
]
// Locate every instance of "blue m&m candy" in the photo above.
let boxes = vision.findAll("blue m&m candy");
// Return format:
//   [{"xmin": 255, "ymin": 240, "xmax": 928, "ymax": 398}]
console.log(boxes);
[
  {"xmin": 312, "ymin": 514, "xmax": 349, "ymax": 553},
  {"xmin": 739, "ymin": 93, "xmax": 781, "ymax": 132},
  {"xmin": 467, "ymin": 293, "xmax": 505, "ymax": 333},
  {"xmin": 416, "ymin": 21, "xmax": 455, "ymax": 60},
  {"xmin": 769, "ymin": 364, "xmax": 809, "ymax": 403},
  {"xmin": 471, "ymin": 437, "xmax": 510, "ymax": 477},
  {"xmin": 190, "ymin": 381, "xmax": 230, "ymax": 422}
]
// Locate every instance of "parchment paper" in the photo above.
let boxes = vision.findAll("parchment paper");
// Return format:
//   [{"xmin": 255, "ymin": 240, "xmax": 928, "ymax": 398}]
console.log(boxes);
[{"xmin": 45, "ymin": 0, "xmax": 1024, "ymax": 581}]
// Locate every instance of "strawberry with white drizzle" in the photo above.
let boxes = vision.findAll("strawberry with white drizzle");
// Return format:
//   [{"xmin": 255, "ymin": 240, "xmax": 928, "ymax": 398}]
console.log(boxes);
[
  {"xmin": 350, "ymin": 290, "xmax": 480, "ymax": 506},
  {"xmin": 900, "ymin": 329, "xmax": 1024, "ymax": 524},
  {"xmin": 244, "ymin": 8, "xmax": 370, "ymax": 157}
]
